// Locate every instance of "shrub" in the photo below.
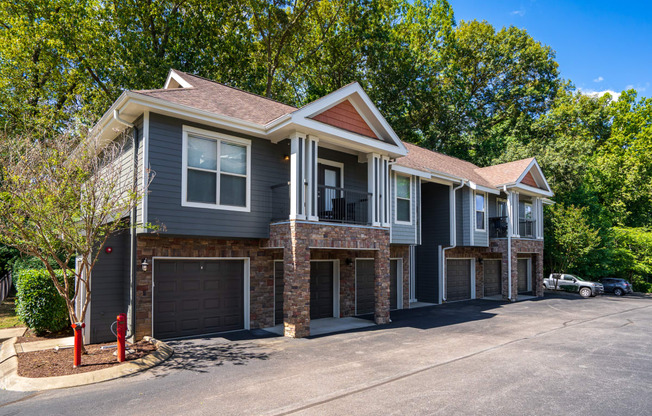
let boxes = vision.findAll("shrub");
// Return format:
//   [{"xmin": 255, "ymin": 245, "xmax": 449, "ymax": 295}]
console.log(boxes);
[{"xmin": 15, "ymin": 269, "xmax": 72, "ymax": 334}]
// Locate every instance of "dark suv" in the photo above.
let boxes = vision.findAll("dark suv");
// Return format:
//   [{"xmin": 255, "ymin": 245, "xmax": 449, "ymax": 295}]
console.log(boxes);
[{"xmin": 600, "ymin": 278, "xmax": 633, "ymax": 296}]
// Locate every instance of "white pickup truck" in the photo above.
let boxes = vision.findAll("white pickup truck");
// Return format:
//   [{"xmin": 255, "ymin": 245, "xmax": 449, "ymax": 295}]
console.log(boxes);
[{"xmin": 544, "ymin": 273, "xmax": 604, "ymax": 298}]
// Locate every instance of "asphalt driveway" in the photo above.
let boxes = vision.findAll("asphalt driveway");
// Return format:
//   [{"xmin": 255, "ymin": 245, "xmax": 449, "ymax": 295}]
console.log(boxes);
[{"xmin": 1, "ymin": 292, "xmax": 651, "ymax": 415}]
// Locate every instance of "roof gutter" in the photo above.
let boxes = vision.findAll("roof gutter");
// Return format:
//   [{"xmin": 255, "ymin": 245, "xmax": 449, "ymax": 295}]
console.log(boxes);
[
  {"xmin": 441, "ymin": 179, "xmax": 467, "ymax": 302},
  {"xmin": 504, "ymin": 185, "xmax": 513, "ymax": 301}
]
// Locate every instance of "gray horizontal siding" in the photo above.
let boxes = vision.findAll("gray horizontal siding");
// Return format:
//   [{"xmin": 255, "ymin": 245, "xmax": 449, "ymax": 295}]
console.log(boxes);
[
  {"xmin": 390, "ymin": 171, "xmax": 418, "ymax": 245},
  {"xmin": 318, "ymin": 147, "xmax": 367, "ymax": 193},
  {"xmin": 146, "ymin": 113, "xmax": 289, "ymax": 238},
  {"xmin": 90, "ymin": 230, "xmax": 130, "ymax": 344},
  {"xmin": 473, "ymin": 191, "xmax": 489, "ymax": 247}
]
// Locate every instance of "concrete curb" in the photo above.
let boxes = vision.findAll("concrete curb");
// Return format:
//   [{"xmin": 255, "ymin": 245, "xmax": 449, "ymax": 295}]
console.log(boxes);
[{"xmin": 0, "ymin": 336, "xmax": 173, "ymax": 391}]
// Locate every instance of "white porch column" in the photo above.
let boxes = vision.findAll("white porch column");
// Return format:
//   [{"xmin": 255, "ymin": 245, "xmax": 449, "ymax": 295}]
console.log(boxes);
[
  {"xmin": 306, "ymin": 136, "xmax": 319, "ymax": 221},
  {"xmin": 290, "ymin": 132, "xmax": 307, "ymax": 220},
  {"xmin": 510, "ymin": 192, "xmax": 520, "ymax": 237},
  {"xmin": 535, "ymin": 197, "xmax": 544, "ymax": 239},
  {"xmin": 367, "ymin": 153, "xmax": 381, "ymax": 226},
  {"xmin": 380, "ymin": 156, "xmax": 390, "ymax": 226}
]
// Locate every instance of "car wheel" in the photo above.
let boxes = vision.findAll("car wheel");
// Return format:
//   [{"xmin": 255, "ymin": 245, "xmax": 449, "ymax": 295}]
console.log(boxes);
[
  {"xmin": 614, "ymin": 288, "xmax": 624, "ymax": 296},
  {"xmin": 579, "ymin": 287, "xmax": 592, "ymax": 298}
]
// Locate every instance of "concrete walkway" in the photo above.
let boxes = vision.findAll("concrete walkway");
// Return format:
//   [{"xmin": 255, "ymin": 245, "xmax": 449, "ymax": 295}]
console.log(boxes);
[
  {"xmin": 264, "ymin": 317, "xmax": 375, "ymax": 337},
  {"xmin": 0, "ymin": 327, "xmax": 26, "ymax": 342},
  {"xmin": 14, "ymin": 336, "xmax": 74, "ymax": 353}
]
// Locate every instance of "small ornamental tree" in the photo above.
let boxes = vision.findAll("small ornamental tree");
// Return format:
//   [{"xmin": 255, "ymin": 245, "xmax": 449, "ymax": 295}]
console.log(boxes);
[{"xmin": 0, "ymin": 126, "xmax": 152, "ymax": 348}]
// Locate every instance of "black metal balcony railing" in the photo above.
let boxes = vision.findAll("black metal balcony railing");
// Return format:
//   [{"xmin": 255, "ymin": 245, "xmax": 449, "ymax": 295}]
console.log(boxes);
[
  {"xmin": 317, "ymin": 184, "xmax": 372, "ymax": 225},
  {"xmin": 519, "ymin": 219, "xmax": 536, "ymax": 238},
  {"xmin": 270, "ymin": 183, "xmax": 372, "ymax": 225},
  {"xmin": 490, "ymin": 217, "xmax": 537, "ymax": 238},
  {"xmin": 489, "ymin": 216, "xmax": 508, "ymax": 238}
]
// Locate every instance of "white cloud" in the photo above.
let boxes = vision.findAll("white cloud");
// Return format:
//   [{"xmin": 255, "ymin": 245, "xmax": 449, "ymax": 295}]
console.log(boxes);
[
  {"xmin": 510, "ymin": 9, "xmax": 526, "ymax": 16},
  {"xmin": 593, "ymin": 76, "xmax": 604, "ymax": 83},
  {"xmin": 578, "ymin": 88, "xmax": 621, "ymax": 101}
]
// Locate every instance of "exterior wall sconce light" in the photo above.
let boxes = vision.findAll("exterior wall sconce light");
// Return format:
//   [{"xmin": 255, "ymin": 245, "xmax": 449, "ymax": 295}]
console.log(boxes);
[
  {"xmin": 283, "ymin": 154, "xmax": 290, "ymax": 161},
  {"xmin": 345, "ymin": 258, "xmax": 353, "ymax": 266},
  {"xmin": 141, "ymin": 258, "xmax": 150, "ymax": 272}
]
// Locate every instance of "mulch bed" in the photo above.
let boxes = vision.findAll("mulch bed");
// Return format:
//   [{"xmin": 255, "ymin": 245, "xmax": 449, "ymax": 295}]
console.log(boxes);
[{"xmin": 17, "ymin": 340, "xmax": 157, "ymax": 378}]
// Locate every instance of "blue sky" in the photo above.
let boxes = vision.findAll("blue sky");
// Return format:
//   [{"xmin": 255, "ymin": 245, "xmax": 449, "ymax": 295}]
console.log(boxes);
[{"xmin": 448, "ymin": 0, "xmax": 652, "ymax": 99}]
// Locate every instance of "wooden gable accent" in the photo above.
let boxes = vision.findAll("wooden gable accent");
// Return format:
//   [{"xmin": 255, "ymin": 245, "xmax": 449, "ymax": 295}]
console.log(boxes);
[
  {"xmin": 521, "ymin": 171, "xmax": 538, "ymax": 187},
  {"xmin": 311, "ymin": 100, "xmax": 379, "ymax": 139},
  {"xmin": 520, "ymin": 169, "xmax": 548, "ymax": 190}
]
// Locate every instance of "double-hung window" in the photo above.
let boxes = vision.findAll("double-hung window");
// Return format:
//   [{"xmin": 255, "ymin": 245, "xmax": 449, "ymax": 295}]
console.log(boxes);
[
  {"xmin": 183, "ymin": 126, "xmax": 250, "ymax": 211},
  {"xmin": 395, "ymin": 174, "xmax": 411, "ymax": 223},
  {"xmin": 475, "ymin": 192, "xmax": 485, "ymax": 231}
]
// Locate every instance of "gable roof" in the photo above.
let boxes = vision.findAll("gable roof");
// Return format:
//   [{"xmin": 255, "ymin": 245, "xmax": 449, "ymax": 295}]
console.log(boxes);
[
  {"xmin": 311, "ymin": 99, "xmax": 379, "ymax": 139},
  {"xmin": 133, "ymin": 70, "xmax": 296, "ymax": 125},
  {"xmin": 397, "ymin": 142, "xmax": 494, "ymax": 188},
  {"xmin": 475, "ymin": 158, "xmax": 535, "ymax": 187},
  {"xmin": 396, "ymin": 143, "xmax": 552, "ymax": 196}
]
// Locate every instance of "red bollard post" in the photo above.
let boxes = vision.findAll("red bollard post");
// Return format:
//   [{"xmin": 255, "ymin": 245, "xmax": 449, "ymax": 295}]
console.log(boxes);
[
  {"xmin": 71, "ymin": 322, "xmax": 85, "ymax": 368},
  {"xmin": 116, "ymin": 313, "xmax": 127, "ymax": 362}
]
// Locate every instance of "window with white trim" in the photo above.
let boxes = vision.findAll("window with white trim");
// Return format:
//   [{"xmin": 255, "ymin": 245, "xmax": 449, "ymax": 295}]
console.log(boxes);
[
  {"xmin": 396, "ymin": 174, "xmax": 411, "ymax": 223},
  {"xmin": 183, "ymin": 127, "xmax": 250, "ymax": 211},
  {"xmin": 475, "ymin": 192, "xmax": 485, "ymax": 231}
]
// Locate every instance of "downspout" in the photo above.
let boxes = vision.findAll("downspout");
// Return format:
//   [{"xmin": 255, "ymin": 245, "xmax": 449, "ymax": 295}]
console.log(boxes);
[
  {"xmin": 504, "ymin": 185, "xmax": 512, "ymax": 302},
  {"xmin": 441, "ymin": 179, "xmax": 466, "ymax": 302},
  {"xmin": 113, "ymin": 109, "xmax": 138, "ymax": 340}
]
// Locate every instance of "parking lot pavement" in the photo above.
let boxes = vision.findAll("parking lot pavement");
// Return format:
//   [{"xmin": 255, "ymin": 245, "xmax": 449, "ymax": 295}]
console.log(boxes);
[{"xmin": 1, "ymin": 293, "xmax": 651, "ymax": 416}]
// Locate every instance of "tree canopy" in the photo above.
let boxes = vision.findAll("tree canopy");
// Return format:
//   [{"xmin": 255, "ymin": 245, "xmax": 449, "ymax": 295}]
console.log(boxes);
[{"xmin": 1, "ymin": 0, "xmax": 651, "ymax": 289}]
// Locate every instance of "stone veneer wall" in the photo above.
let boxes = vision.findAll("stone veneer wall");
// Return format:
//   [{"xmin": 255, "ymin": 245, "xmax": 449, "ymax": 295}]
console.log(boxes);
[
  {"xmin": 443, "ymin": 239, "xmax": 544, "ymax": 301},
  {"xmin": 444, "ymin": 246, "xmax": 501, "ymax": 299},
  {"xmin": 490, "ymin": 239, "xmax": 544, "ymax": 301},
  {"xmin": 269, "ymin": 221, "xmax": 390, "ymax": 337},
  {"xmin": 135, "ymin": 235, "xmax": 281, "ymax": 340},
  {"xmin": 390, "ymin": 245, "xmax": 411, "ymax": 309}
]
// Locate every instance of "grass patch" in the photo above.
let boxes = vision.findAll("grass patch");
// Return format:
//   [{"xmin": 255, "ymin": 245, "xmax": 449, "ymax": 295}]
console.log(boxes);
[{"xmin": 0, "ymin": 297, "xmax": 23, "ymax": 329}]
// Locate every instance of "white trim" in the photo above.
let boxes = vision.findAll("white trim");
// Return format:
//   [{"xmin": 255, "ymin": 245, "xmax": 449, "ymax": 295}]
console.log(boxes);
[
  {"xmin": 394, "ymin": 172, "xmax": 412, "ymax": 225},
  {"xmin": 151, "ymin": 257, "xmax": 251, "ymax": 338},
  {"xmin": 469, "ymin": 188, "xmax": 475, "ymax": 246},
  {"xmin": 469, "ymin": 181, "xmax": 501, "ymax": 195},
  {"xmin": 181, "ymin": 125, "xmax": 252, "ymax": 212},
  {"xmin": 410, "ymin": 246, "xmax": 417, "ymax": 303},
  {"xmin": 142, "ymin": 111, "xmax": 149, "ymax": 226},
  {"xmin": 164, "ymin": 70, "xmax": 193, "ymax": 89},
  {"xmin": 311, "ymin": 259, "xmax": 340, "ymax": 318},
  {"xmin": 515, "ymin": 159, "xmax": 553, "ymax": 194},
  {"xmin": 390, "ymin": 257, "xmax": 404, "ymax": 310},
  {"xmin": 317, "ymin": 158, "xmax": 345, "ymax": 188},
  {"xmin": 517, "ymin": 257, "xmax": 533, "ymax": 292},
  {"xmin": 509, "ymin": 183, "xmax": 554, "ymax": 197},
  {"xmin": 289, "ymin": 82, "xmax": 407, "ymax": 156},
  {"xmin": 474, "ymin": 191, "xmax": 487, "ymax": 232},
  {"xmin": 391, "ymin": 164, "xmax": 431, "ymax": 179}
]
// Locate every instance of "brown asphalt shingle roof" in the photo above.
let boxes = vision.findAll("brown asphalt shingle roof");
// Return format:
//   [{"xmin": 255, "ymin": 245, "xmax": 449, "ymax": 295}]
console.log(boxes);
[
  {"xmin": 397, "ymin": 142, "xmax": 536, "ymax": 189},
  {"xmin": 475, "ymin": 158, "xmax": 535, "ymax": 187},
  {"xmin": 133, "ymin": 70, "xmax": 297, "ymax": 125}
]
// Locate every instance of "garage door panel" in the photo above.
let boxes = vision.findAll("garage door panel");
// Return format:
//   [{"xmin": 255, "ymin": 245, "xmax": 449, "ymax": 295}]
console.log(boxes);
[
  {"xmin": 154, "ymin": 259, "xmax": 245, "ymax": 339},
  {"xmin": 447, "ymin": 260, "xmax": 471, "ymax": 301},
  {"xmin": 484, "ymin": 260, "xmax": 501, "ymax": 297},
  {"xmin": 518, "ymin": 259, "xmax": 530, "ymax": 293}
]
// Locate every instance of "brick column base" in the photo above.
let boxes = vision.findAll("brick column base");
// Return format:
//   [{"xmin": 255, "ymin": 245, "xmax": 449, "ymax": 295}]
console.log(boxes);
[
  {"xmin": 374, "ymin": 246, "xmax": 391, "ymax": 325},
  {"xmin": 283, "ymin": 224, "xmax": 311, "ymax": 338}
]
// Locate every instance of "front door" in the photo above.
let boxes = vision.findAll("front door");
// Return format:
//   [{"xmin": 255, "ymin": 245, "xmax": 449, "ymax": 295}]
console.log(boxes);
[
  {"xmin": 517, "ymin": 258, "xmax": 531, "ymax": 293},
  {"xmin": 356, "ymin": 259, "xmax": 375, "ymax": 315},
  {"xmin": 318, "ymin": 163, "xmax": 342, "ymax": 217},
  {"xmin": 310, "ymin": 261, "xmax": 334, "ymax": 319}
]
